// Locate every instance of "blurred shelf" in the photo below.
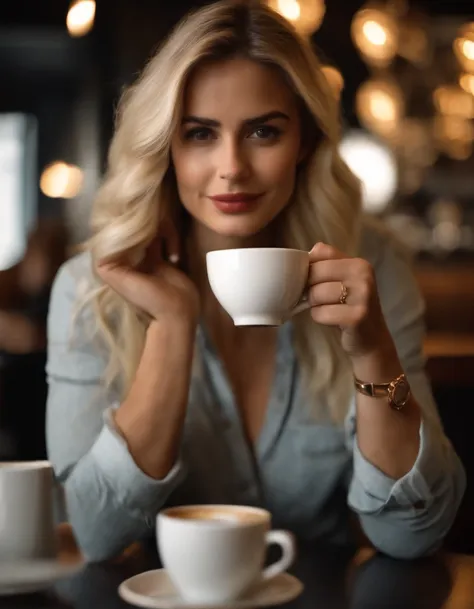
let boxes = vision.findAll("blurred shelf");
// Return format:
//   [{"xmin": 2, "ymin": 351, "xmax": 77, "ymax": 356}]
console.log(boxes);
[
  {"xmin": 424, "ymin": 333, "xmax": 474, "ymax": 358},
  {"xmin": 425, "ymin": 333, "xmax": 474, "ymax": 387}
]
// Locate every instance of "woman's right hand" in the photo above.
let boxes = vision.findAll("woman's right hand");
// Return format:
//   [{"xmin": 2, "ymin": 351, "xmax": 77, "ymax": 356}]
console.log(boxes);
[{"xmin": 95, "ymin": 221, "xmax": 199, "ymax": 323}]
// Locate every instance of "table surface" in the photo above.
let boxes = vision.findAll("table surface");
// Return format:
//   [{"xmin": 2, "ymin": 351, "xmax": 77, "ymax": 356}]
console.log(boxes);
[{"xmin": 1, "ymin": 527, "xmax": 474, "ymax": 609}]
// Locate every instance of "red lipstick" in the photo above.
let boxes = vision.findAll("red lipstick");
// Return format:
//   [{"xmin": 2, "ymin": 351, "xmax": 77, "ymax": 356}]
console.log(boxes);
[{"xmin": 209, "ymin": 192, "xmax": 263, "ymax": 213}]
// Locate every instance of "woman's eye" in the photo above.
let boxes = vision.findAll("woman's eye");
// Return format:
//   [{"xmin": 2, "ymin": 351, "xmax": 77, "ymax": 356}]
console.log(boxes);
[
  {"xmin": 250, "ymin": 125, "xmax": 281, "ymax": 140},
  {"xmin": 184, "ymin": 127, "xmax": 215, "ymax": 141}
]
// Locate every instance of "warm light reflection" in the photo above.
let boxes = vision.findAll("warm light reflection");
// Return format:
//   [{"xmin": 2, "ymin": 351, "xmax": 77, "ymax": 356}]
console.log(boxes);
[
  {"xmin": 67, "ymin": 0, "xmax": 96, "ymax": 37},
  {"xmin": 371, "ymin": 91, "xmax": 397, "ymax": 121},
  {"xmin": 362, "ymin": 20, "xmax": 387, "ymax": 46},
  {"xmin": 267, "ymin": 0, "xmax": 325, "ymax": 35},
  {"xmin": 321, "ymin": 66, "xmax": 344, "ymax": 99},
  {"xmin": 351, "ymin": 7, "xmax": 398, "ymax": 67},
  {"xmin": 339, "ymin": 130, "xmax": 397, "ymax": 213},
  {"xmin": 462, "ymin": 39, "xmax": 474, "ymax": 61},
  {"xmin": 433, "ymin": 86, "xmax": 474, "ymax": 119},
  {"xmin": 434, "ymin": 115, "xmax": 474, "ymax": 161},
  {"xmin": 40, "ymin": 162, "xmax": 84, "ymax": 199},
  {"xmin": 277, "ymin": 0, "xmax": 300, "ymax": 21},
  {"xmin": 460, "ymin": 73, "xmax": 474, "ymax": 95},
  {"xmin": 454, "ymin": 23, "xmax": 474, "ymax": 73},
  {"xmin": 356, "ymin": 78, "xmax": 404, "ymax": 136}
]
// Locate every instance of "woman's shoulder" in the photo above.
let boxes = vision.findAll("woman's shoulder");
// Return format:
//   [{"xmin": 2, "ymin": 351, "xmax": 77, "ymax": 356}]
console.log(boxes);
[
  {"xmin": 47, "ymin": 251, "xmax": 110, "ymax": 381},
  {"xmin": 48, "ymin": 250, "xmax": 100, "ymax": 341},
  {"xmin": 51, "ymin": 250, "xmax": 97, "ymax": 305}
]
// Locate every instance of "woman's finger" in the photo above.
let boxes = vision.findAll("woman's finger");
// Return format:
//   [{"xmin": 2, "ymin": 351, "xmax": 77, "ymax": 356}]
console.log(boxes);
[
  {"xmin": 308, "ymin": 257, "xmax": 373, "ymax": 286},
  {"xmin": 308, "ymin": 259, "xmax": 351, "ymax": 285},
  {"xmin": 308, "ymin": 242, "xmax": 345, "ymax": 263},
  {"xmin": 96, "ymin": 261, "xmax": 137, "ymax": 299},
  {"xmin": 310, "ymin": 303, "xmax": 367, "ymax": 328},
  {"xmin": 308, "ymin": 281, "xmax": 353, "ymax": 306}
]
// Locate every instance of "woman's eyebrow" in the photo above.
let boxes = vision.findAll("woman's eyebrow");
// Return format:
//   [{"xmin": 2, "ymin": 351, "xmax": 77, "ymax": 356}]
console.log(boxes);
[{"xmin": 181, "ymin": 111, "xmax": 291, "ymax": 127}]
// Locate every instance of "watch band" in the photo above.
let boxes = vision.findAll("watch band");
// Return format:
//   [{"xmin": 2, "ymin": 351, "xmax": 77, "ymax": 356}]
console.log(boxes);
[
  {"xmin": 354, "ymin": 373, "xmax": 411, "ymax": 410},
  {"xmin": 354, "ymin": 379, "xmax": 392, "ymax": 398}
]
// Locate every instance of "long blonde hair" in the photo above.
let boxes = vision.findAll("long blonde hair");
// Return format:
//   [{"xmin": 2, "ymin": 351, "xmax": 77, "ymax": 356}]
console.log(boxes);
[{"xmin": 85, "ymin": 0, "xmax": 362, "ymax": 422}]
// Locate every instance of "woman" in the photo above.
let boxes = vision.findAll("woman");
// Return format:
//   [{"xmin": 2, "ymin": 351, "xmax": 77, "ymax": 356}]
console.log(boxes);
[{"xmin": 46, "ymin": 0, "xmax": 465, "ymax": 562}]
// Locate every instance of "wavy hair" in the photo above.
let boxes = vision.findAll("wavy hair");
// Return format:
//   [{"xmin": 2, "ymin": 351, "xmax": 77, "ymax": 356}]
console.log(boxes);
[{"xmin": 84, "ymin": 0, "xmax": 362, "ymax": 422}]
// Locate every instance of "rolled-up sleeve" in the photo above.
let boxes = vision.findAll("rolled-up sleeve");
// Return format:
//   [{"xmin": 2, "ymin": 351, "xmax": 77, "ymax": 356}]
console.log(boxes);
[
  {"xmin": 346, "ymin": 230, "xmax": 466, "ymax": 559},
  {"xmin": 46, "ymin": 256, "xmax": 186, "ymax": 562}
]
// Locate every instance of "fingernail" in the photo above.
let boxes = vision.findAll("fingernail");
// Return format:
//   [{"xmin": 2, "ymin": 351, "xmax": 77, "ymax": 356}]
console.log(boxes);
[{"xmin": 169, "ymin": 253, "xmax": 180, "ymax": 264}]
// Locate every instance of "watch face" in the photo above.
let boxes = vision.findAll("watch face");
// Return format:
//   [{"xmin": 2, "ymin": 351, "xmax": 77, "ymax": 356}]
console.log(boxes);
[{"xmin": 392, "ymin": 378, "xmax": 409, "ymax": 408}]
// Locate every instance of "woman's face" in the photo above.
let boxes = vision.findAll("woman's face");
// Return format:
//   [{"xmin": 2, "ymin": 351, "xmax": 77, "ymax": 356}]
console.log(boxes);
[{"xmin": 171, "ymin": 58, "xmax": 304, "ymax": 239}]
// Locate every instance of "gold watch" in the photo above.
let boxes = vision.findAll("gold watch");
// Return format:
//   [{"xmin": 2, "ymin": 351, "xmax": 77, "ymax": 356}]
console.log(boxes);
[{"xmin": 354, "ymin": 373, "xmax": 411, "ymax": 411}]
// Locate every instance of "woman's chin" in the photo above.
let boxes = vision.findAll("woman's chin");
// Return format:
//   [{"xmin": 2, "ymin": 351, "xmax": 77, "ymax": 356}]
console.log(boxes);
[
  {"xmin": 210, "ymin": 223, "xmax": 267, "ymax": 240},
  {"xmin": 202, "ymin": 212, "xmax": 275, "ymax": 240}
]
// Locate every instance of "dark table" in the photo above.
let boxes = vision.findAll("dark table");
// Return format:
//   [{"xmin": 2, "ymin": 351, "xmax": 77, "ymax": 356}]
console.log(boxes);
[{"xmin": 0, "ymin": 527, "xmax": 472, "ymax": 609}]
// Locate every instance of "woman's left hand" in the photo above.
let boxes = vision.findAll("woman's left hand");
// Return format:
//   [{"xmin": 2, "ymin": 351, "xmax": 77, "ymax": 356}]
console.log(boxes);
[{"xmin": 307, "ymin": 242, "xmax": 395, "ymax": 361}]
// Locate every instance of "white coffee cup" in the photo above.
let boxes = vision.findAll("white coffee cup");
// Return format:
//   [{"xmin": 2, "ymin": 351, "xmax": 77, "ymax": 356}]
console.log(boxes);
[
  {"xmin": 206, "ymin": 247, "xmax": 310, "ymax": 326},
  {"xmin": 0, "ymin": 461, "xmax": 57, "ymax": 561},
  {"xmin": 157, "ymin": 504, "xmax": 296, "ymax": 605}
]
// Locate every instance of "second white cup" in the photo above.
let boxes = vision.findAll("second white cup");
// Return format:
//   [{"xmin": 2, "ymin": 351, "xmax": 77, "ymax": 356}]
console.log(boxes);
[
  {"xmin": 0, "ymin": 461, "xmax": 57, "ymax": 562},
  {"xmin": 157, "ymin": 504, "xmax": 296, "ymax": 605}
]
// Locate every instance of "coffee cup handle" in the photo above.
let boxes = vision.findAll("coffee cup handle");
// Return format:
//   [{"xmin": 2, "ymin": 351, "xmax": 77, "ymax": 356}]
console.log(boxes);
[
  {"xmin": 261, "ymin": 530, "xmax": 296, "ymax": 580},
  {"xmin": 290, "ymin": 293, "xmax": 311, "ymax": 317}
]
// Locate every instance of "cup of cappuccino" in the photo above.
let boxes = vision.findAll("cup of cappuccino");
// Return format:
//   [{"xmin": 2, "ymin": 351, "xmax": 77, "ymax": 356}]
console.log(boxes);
[
  {"xmin": 157, "ymin": 504, "xmax": 295, "ymax": 605},
  {"xmin": 0, "ymin": 461, "xmax": 57, "ymax": 561},
  {"xmin": 206, "ymin": 247, "xmax": 310, "ymax": 326}
]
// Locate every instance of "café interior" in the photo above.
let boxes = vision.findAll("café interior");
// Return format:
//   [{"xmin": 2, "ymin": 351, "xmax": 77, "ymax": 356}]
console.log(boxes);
[{"xmin": 1, "ymin": 0, "xmax": 474, "ymax": 607}]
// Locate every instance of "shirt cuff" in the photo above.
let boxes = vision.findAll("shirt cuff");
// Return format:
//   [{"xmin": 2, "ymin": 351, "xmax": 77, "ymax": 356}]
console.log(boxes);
[
  {"xmin": 349, "ymin": 418, "xmax": 445, "ymax": 513},
  {"xmin": 89, "ymin": 407, "xmax": 185, "ymax": 513}
]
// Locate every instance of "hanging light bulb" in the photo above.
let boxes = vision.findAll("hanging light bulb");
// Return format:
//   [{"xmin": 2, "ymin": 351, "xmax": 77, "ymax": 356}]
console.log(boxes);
[
  {"xmin": 356, "ymin": 77, "xmax": 404, "ymax": 138},
  {"xmin": 40, "ymin": 162, "xmax": 84, "ymax": 199},
  {"xmin": 67, "ymin": 0, "xmax": 96, "ymax": 37},
  {"xmin": 266, "ymin": 0, "xmax": 326, "ymax": 36},
  {"xmin": 339, "ymin": 130, "xmax": 397, "ymax": 213},
  {"xmin": 351, "ymin": 5, "xmax": 399, "ymax": 68},
  {"xmin": 453, "ymin": 23, "xmax": 474, "ymax": 74},
  {"xmin": 276, "ymin": 0, "xmax": 300, "ymax": 21}
]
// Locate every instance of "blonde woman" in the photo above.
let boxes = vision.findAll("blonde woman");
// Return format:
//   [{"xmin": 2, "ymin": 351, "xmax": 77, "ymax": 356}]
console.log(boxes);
[{"xmin": 46, "ymin": 0, "xmax": 465, "ymax": 562}]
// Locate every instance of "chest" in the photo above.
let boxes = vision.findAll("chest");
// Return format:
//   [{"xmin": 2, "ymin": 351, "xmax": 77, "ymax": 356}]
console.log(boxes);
[{"xmin": 222, "ymin": 338, "xmax": 277, "ymax": 446}]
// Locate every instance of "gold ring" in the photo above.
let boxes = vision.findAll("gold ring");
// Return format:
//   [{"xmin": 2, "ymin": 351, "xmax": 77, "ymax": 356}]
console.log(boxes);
[{"xmin": 339, "ymin": 282, "xmax": 348, "ymax": 305}]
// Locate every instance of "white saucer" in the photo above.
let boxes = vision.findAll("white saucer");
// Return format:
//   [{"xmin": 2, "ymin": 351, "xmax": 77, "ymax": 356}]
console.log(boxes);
[
  {"xmin": 119, "ymin": 569, "xmax": 303, "ymax": 609},
  {"xmin": 0, "ymin": 554, "xmax": 85, "ymax": 596}
]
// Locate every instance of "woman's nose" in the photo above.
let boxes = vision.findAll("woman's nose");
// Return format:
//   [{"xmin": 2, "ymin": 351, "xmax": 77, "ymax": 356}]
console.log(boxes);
[{"xmin": 218, "ymin": 140, "xmax": 249, "ymax": 182}]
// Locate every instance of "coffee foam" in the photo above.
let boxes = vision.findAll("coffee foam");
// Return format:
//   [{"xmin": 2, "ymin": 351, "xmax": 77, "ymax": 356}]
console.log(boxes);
[{"xmin": 165, "ymin": 506, "xmax": 266, "ymax": 525}]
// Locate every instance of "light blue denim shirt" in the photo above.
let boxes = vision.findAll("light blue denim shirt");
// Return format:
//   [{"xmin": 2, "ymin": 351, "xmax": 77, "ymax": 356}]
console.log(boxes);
[{"xmin": 46, "ymin": 223, "xmax": 465, "ymax": 562}]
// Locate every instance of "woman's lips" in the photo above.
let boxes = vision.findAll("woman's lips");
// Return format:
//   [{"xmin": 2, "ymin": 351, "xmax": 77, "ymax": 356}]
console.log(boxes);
[{"xmin": 209, "ymin": 193, "xmax": 264, "ymax": 213}]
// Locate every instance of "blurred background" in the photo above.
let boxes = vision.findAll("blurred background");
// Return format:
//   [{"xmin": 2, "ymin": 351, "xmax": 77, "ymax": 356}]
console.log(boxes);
[{"xmin": 0, "ymin": 0, "xmax": 473, "ymax": 549}]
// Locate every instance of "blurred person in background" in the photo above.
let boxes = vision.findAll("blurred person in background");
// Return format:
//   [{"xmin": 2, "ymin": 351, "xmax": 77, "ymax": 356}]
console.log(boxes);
[
  {"xmin": 46, "ymin": 1, "xmax": 464, "ymax": 562},
  {"xmin": 0, "ymin": 218, "xmax": 67, "ymax": 459}
]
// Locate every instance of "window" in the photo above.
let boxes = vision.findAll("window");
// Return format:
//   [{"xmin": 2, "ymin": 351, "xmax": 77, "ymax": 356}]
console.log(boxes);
[{"xmin": 0, "ymin": 113, "xmax": 37, "ymax": 270}]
